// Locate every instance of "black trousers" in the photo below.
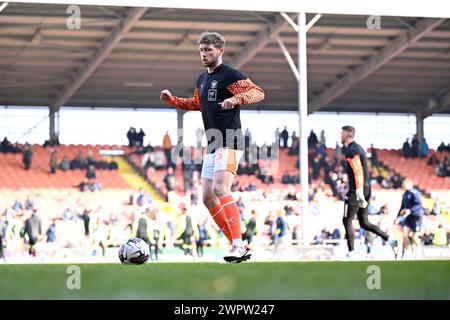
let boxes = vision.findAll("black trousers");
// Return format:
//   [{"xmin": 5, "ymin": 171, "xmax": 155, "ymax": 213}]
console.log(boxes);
[
  {"xmin": 0, "ymin": 236, "xmax": 4, "ymax": 258},
  {"xmin": 343, "ymin": 190, "xmax": 389, "ymax": 251}
]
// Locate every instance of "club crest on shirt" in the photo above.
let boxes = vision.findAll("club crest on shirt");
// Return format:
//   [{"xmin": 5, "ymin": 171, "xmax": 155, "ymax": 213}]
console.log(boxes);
[
  {"xmin": 208, "ymin": 89, "xmax": 217, "ymax": 101},
  {"xmin": 210, "ymin": 80, "xmax": 218, "ymax": 88}
]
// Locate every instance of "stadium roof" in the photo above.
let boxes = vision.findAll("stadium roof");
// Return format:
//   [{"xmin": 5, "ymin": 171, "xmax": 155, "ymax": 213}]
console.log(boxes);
[{"xmin": 1, "ymin": 2, "xmax": 450, "ymax": 116}]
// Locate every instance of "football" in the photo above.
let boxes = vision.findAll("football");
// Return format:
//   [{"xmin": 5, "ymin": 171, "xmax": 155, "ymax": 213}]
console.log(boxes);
[{"xmin": 119, "ymin": 238, "xmax": 150, "ymax": 264}]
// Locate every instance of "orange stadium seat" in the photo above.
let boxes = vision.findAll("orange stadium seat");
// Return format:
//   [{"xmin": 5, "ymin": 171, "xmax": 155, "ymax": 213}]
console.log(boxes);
[{"xmin": 0, "ymin": 144, "xmax": 129, "ymax": 189}]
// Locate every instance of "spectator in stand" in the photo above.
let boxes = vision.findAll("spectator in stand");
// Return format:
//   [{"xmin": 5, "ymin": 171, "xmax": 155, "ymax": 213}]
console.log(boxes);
[
  {"xmin": 431, "ymin": 201, "xmax": 441, "ymax": 216},
  {"xmin": 137, "ymin": 128, "xmax": 146, "ymax": 147},
  {"xmin": 259, "ymin": 143, "xmax": 269, "ymax": 160},
  {"xmin": 49, "ymin": 148, "xmax": 57, "ymax": 174},
  {"xmin": 437, "ymin": 141, "xmax": 450, "ymax": 152},
  {"xmin": 71, "ymin": 151, "xmax": 88, "ymax": 170},
  {"xmin": 182, "ymin": 162, "xmax": 194, "ymax": 192},
  {"xmin": 126, "ymin": 127, "xmax": 136, "ymax": 147},
  {"xmin": 312, "ymin": 155, "xmax": 321, "ymax": 180},
  {"xmin": 236, "ymin": 196, "xmax": 245, "ymax": 221},
  {"xmin": 367, "ymin": 196, "xmax": 380, "ymax": 215},
  {"xmin": 137, "ymin": 189, "xmax": 153, "ymax": 207},
  {"xmin": 427, "ymin": 150, "xmax": 439, "ymax": 166},
  {"xmin": 141, "ymin": 147, "xmax": 154, "ymax": 171},
  {"xmin": 402, "ymin": 138, "xmax": 411, "ymax": 158},
  {"xmin": 238, "ymin": 162, "xmax": 252, "ymax": 176},
  {"xmin": 324, "ymin": 172, "xmax": 338, "ymax": 196},
  {"xmin": 177, "ymin": 207, "xmax": 195, "ymax": 257},
  {"xmin": 22, "ymin": 143, "xmax": 33, "ymax": 170},
  {"xmin": 308, "ymin": 130, "xmax": 318, "ymax": 148},
  {"xmin": 256, "ymin": 161, "xmax": 274, "ymax": 184},
  {"xmin": 164, "ymin": 167, "xmax": 176, "ymax": 192},
  {"xmin": 62, "ymin": 207, "xmax": 76, "ymax": 221},
  {"xmin": 242, "ymin": 128, "xmax": 251, "ymax": 149},
  {"xmin": 190, "ymin": 182, "xmax": 200, "ymax": 205},
  {"xmin": 420, "ymin": 138, "xmax": 429, "ymax": 158},
  {"xmin": 288, "ymin": 131, "xmax": 299, "ymax": 156},
  {"xmin": 433, "ymin": 224, "xmax": 448, "ymax": 246},
  {"xmin": 280, "ymin": 126, "xmax": 289, "ymax": 149},
  {"xmin": 132, "ymin": 211, "xmax": 152, "ymax": 250},
  {"xmin": 25, "ymin": 196, "xmax": 34, "ymax": 211},
  {"xmin": 369, "ymin": 144, "xmax": 380, "ymax": 170},
  {"xmin": 273, "ymin": 210, "xmax": 289, "ymax": 252},
  {"xmin": 80, "ymin": 165, "xmax": 101, "ymax": 192},
  {"xmin": 319, "ymin": 130, "xmax": 326, "ymax": 147},
  {"xmin": 334, "ymin": 141, "xmax": 342, "ymax": 164},
  {"xmin": 331, "ymin": 227, "xmax": 341, "ymax": 242},
  {"xmin": 247, "ymin": 182, "xmax": 257, "ymax": 192},
  {"xmin": 0, "ymin": 137, "xmax": 14, "ymax": 153},
  {"xmin": 46, "ymin": 218, "xmax": 57, "ymax": 255},
  {"xmin": 163, "ymin": 131, "xmax": 173, "ymax": 169},
  {"xmin": 151, "ymin": 150, "xmax": 166, "ymax": 171},
  {"xmin": 274, "ymin": 128, "xmax": 280, "ymax": 147},
  {"xmin": 315, "ymin": 142, "xmax": 326, "ymax": 158},
  {"xmin": 196, "ymin": 218, "xmax": 210, "ymax": 258},
  {"xmin": 322, "ymin": 155, "xmax": 334, "ymax": 176},
  {"xmin": 242, "ymin": 210, "xmax": 257, "ymax": 245},
  {"xmin": 436, "ymin": 156, "xmax": 450, "ymax": 177},
  {"xmin": 58, "ymin": 156, "xmax": 70, "ymax": 171},
  {"xmin": 82, "ymin": 208, "xmax": 91, "ymax": 237},
  {"xmin": 281, "ymin": 171, "xmax": 293, "ymax": 184},
  {"xmin": 411, "ymin": 135, "xmax": 419, "ymax": 158},
  {"xmin": 336, "ymin": 180, "xmax": 347, "ymax": 201},
  {"xmin": 86, "ymin": 164, "xmax": 96, "ymax": 181},
  {"xmin": 86, "ymin": 150, "xmax": 97, "ymax": 167}
]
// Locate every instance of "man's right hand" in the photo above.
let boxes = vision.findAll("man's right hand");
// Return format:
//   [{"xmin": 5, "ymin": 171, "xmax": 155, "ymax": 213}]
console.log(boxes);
[
  {"xmin": 160, "ymin": 89, "xmax": 172, "ymax": 102},
  {"xmin": 355, "ymin": 189, "xmax": 368, "ymax": 208},
  {"xmin": 400, "ymin": 208, "xmax": 411, "ymax": 217}
]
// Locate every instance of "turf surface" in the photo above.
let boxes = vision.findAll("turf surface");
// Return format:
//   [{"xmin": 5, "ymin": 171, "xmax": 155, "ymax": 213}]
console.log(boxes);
[{"xmin": 0, "ymin": 260, "xmax": 449, "ymax": 299}]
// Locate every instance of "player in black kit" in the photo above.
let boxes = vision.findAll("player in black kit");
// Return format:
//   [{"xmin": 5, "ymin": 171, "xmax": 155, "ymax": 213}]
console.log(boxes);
[
  {"xmin": 341, "ymin": 126, "xmax": 398, "ymax": 259},
  {"xmin": 160, "ymin": 32, "xmax": 265, "ymax": 263}
]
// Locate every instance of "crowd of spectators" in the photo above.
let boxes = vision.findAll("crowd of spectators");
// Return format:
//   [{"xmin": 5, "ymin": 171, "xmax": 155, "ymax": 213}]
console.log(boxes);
[
  {"xmin": 0, "ymin": 137, "xmax": 21, "ymax": 154},
  {"xmin": 402, "ymin": 135, "xmax": 429, "ymax": 158},
  {"xmin": 126, "ymin": 127, "xmax": 146, "ymax": 147},
  {"xmin": 427, "ymin": 141, "xmax": 450, "ymax": 177}
]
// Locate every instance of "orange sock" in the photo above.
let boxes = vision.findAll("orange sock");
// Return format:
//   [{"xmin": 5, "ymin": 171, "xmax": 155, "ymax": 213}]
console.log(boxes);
[
  {"xmin": 208, "ymin": 202, "xmax": 232, "ymax": 244},
  {"xmin": 219, "ymin": 195, "xmax": 242, "ymax": 242}
]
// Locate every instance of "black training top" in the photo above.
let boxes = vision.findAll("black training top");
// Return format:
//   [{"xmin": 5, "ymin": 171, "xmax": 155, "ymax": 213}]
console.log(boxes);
[
  {"xmin": 167, "ymin": 63, "xmax": 264, "ymax": 153},
  {"xmin": 345, "ymin": 141, "xmax": 371, "ymax": 192}
]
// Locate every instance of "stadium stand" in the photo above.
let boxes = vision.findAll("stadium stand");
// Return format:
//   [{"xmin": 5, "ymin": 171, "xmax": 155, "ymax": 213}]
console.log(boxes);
[
  {"xmin": 0, "ymin": 144, "xmax": 130, "ymax": 189},
  {"xmin": 1, "ymin": 142, "xmax": 449, "ymax": 262},
  {"xmin": 378, "ymin": 149, "xmax": 450, "ymax": 196}
]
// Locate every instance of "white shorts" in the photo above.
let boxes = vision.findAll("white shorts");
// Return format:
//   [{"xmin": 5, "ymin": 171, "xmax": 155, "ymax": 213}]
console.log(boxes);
[{"xmin": 200, "ymin": 148, "xmax": 244, "ymax": 180}]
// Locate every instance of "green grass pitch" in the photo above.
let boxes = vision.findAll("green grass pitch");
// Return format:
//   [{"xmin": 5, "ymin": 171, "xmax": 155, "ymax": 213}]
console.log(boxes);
[{"xmin": 0, "ymin": 260, "xmax": 449, "ymax": 299}]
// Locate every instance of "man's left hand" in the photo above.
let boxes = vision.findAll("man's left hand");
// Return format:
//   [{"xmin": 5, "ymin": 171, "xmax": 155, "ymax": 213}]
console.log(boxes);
[{"xmin": 218, "ymin": 99, "xmax": 235, "ymax": 110}]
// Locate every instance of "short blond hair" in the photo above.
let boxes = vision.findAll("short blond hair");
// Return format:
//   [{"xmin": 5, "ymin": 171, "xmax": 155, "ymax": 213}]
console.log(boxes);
[
  {"xmin": 403, "ymin": 178, "xmax": 414, "ymax": 189},
  {"xmin": 197, "ymin": 31, "xmax": 225, "ymax": 49}
]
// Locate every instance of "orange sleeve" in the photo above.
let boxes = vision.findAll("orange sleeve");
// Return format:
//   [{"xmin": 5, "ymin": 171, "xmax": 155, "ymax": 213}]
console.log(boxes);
[
  {"xmin": 347, "ymin": 154, "xmax": 364, "ymax": 189},
  {"xmin": 227, "ymin": 79, "xmax": 265, "ymax": 106},
  {"xmin": 166, "ymin": 88, "xmax": 202, "ymax": 111}
]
